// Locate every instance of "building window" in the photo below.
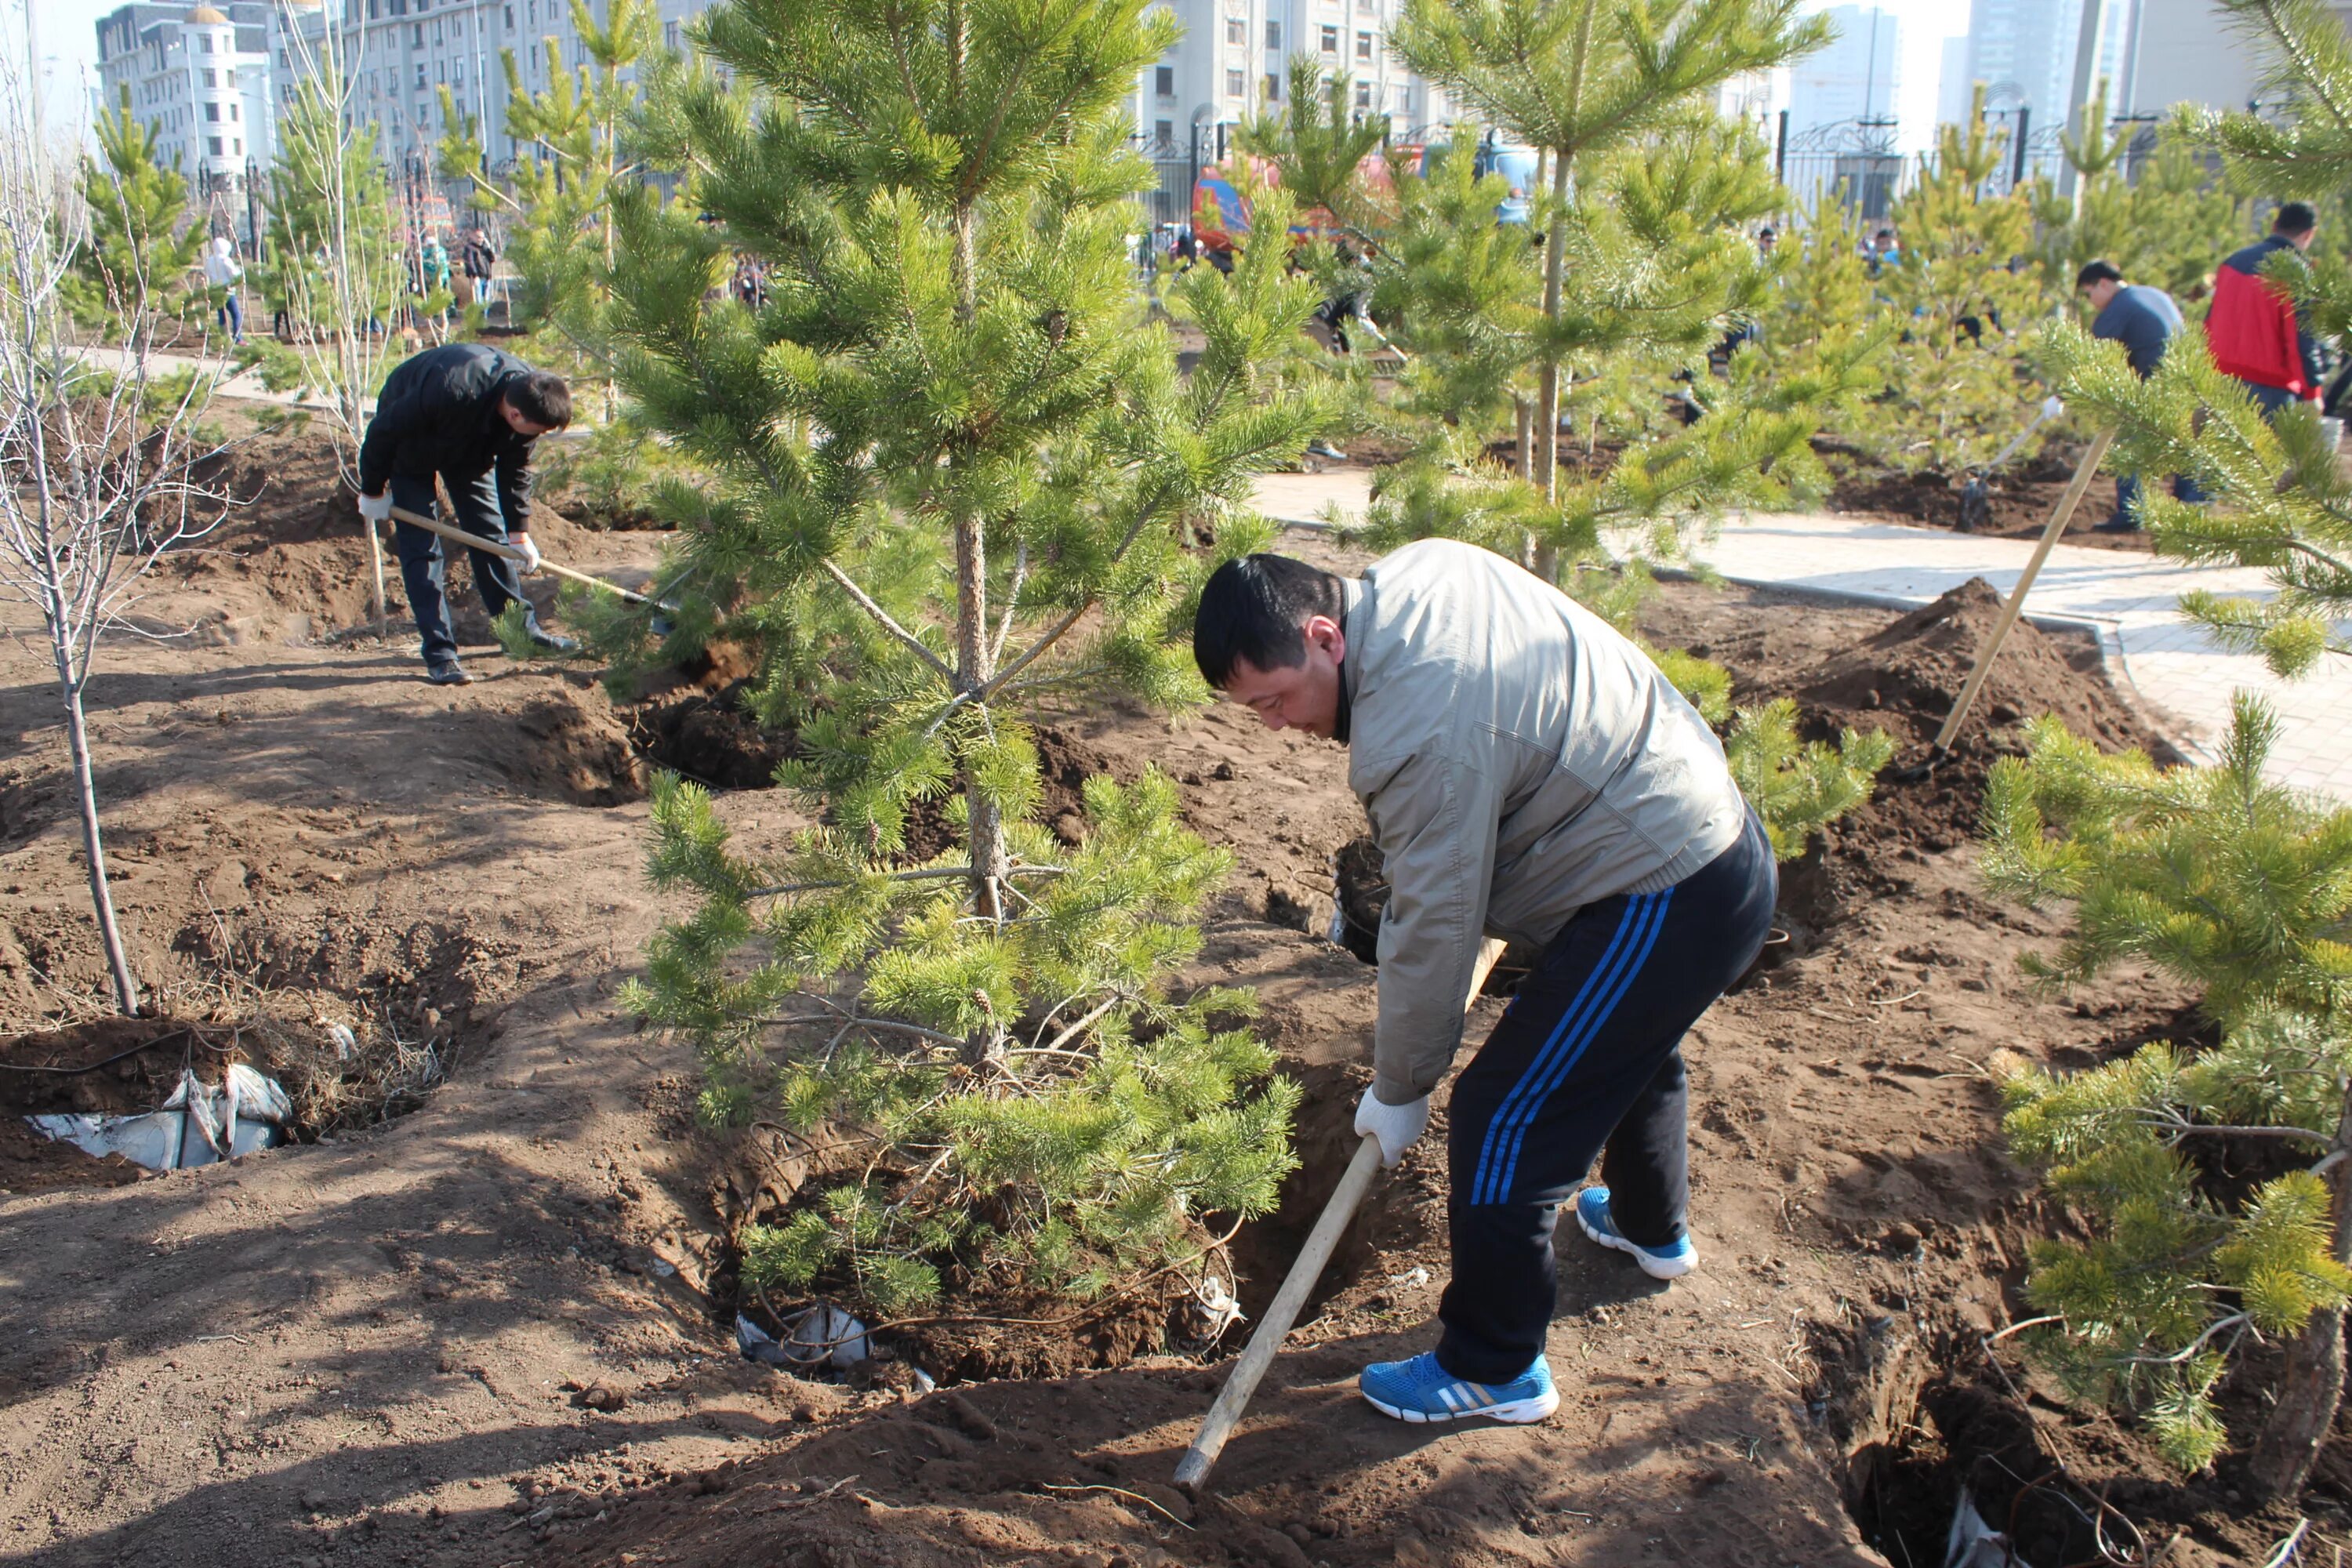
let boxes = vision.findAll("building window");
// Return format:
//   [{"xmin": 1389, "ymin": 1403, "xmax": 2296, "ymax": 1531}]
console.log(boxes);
[
  {"xmin": 413, "ymin": 24, "xmax": 423, "ymax": 45},
  {"xmin": 1265, "ymin": 20, "xmax": 1279, "ymax": 48},
  {"xmin": 663, "ymin": 19, "xmax": 679, "ymax": 49},
  {"xmin": 209, "ymin": 136, "xmax": 223, "ymax": 154},
  {"xmin": 233, "ymin": 136, "xmax": 241, "ymax": 154},
  {"xmin": 1357, "ymin": 0, "xmax": 1374, "ymax": 11},
  {"xmin": 203, "ymin": 68, "xmax": 216, "ymax": 85},
  {"xmin": 1156, "ymin": 64, "xmax": 1173, "ymax": 96},
  {"xmin": 229, "ymin": 100, "xmax": 238, "ymax": 120},
  {"xmin": 415, "ymin": 64, "xmax": 426, "ymax": 88},
  {"xmin": 1320, "ymin": 24, "xmax": 1338, "ymax": 52},
  {"xmin": 1355, "ymin": 80, "xmax": 1371, "ymax": 108},
  {"xmin": 1225, "ymin": 67, "xmax": 1244, "ymax": 96},
  {"xmin": 1225, "ymin": 17, "xmax": 1243, "ymax": 43},
  {"xmin": 1264, "ymin": 72, "xmax": 1279, "ymax": 100},
  {"xmin": 504, "ymin": 5, "xmax": 514, "ymax": 26},
  {"xmin": 200, "ymin": 34, "xmax": 214, "ymax": 53},
  {"xmin": 205, "ymin": 102, "xmax": 219, "ymax": 121},
  {"xmin": 1156, "ymin": 118, "xmax": 1173, "ymax": 144}
]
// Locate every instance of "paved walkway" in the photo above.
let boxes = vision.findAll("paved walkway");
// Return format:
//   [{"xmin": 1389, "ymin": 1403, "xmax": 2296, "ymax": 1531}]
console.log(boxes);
[{"xmin": 1250, "ymin": 469, "xmax": 2352, "ymax": 800}]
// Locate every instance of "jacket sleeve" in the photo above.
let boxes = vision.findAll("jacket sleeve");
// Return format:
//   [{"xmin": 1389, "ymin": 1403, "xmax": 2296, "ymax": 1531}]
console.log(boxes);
[
  {"xmin": 1363, "ymin": 746, "xmax": 1502, "ymax": 1105},
  {"xmin": 496, "ymin": 438, "xmax": 536, "ymax": 530},
  {"xmin": 2299, "ymin": 318, "xmax": 2325, "ymax": 399},
  {"xmin": 357, "ymin": 369, "xmax": 426, "ymax": 496}
]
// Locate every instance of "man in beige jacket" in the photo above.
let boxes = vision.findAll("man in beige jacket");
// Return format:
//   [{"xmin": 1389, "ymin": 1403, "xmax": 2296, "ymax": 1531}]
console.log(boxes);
[{"xmin": 1195, "ymin": 541, "xmax": 1776, "ymax": 1425}]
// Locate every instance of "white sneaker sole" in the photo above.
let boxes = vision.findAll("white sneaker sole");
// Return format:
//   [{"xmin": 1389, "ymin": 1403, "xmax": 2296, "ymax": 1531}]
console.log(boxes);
[
  {"xmin": 1362, "ymin": 1388, "xmax": 1560, "ymax": 1425},
  {"xmin": 1575, "ymin": 1206, "xmax": 1698, "ymax": 1279}
]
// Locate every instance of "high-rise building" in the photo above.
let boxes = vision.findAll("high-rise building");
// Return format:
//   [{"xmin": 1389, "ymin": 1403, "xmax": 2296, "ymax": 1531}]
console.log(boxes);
[
  {"xmin": 2121, "ymin": 0, "xmax": 2352, "ymax": 118},
  {"xmin": 1126, "ymin": 0, "xmax": 1450, "ymax": 158},
  {"xmin": 94, "ymin": 3, "xmax": 277, "ymax": 191},
  {"xmin": 1785, "ymin": 5, "xmax": 1900, "ymax": 136},
  {"xmin": 1934, "ymin": 34, "xmax": 1974, "ymax": 129}
]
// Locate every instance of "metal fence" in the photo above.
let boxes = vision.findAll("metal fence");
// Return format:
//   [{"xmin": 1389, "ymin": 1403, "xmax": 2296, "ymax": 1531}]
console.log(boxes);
[{"xmin": 1769, "ymin": 109, "xmax": 2171, "ymax": 227}]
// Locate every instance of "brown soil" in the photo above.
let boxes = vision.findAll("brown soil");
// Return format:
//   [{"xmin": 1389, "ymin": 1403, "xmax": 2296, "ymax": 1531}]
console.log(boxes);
[
  {"xmin": 1824, "ymin": 442, "xmax": 2157, "ymax": 554},
  {"xmin": 0, "ymin": 481, "xmax": 2336, "ymax": 1568}
]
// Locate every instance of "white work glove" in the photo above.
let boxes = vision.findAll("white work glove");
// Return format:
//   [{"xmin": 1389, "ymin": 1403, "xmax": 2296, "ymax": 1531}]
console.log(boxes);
[
  {"xmin": 2039, "ymin": 395, "xmax": 2065, "ymax": 422},
  {"xmin": 511, "ymin": 532, "xmax": 543, "ymax": 575},
  {"xmin": 1355, "ymin": 1089, "xmax": 1431, "ymax": 1169},
  {"xmin": 356, "ymin": 489, "xmax": 394, "ymax": 524}
]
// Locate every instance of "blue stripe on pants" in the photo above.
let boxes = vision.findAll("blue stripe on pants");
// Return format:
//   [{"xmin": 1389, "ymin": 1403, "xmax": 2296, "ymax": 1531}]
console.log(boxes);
[
  {"xmin": 1486, "ymin": 887, "xmax": 1673, "ymax": 1202},
  {"xmin": 1467, "ymin": 893, "xmax": 1653, "ymax": 1206}
]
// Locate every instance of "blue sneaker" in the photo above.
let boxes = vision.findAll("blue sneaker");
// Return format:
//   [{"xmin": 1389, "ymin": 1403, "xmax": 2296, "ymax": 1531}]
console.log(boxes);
[
  {"xmin": 1573, "ymin": 1186, "xmax": 1698, "ymax": 1279},
  {"xmin": 1359, "ymin": 1351, "xmax": 1558, "ymax": 1425}
]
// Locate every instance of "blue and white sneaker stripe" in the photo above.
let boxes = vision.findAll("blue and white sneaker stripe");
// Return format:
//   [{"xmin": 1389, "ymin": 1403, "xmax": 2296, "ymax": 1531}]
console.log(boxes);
[
  {"xmin": 1359, "ymin": 1351, "xmax": 1559, "ymax": 1425},
  {"xmin": 1573, "ymin": 1185, "xmax": 1698, "ymax": 1279}
]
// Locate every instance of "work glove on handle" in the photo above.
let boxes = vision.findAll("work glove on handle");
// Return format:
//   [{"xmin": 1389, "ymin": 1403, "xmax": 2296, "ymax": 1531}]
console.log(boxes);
[
  {"xmin": 357, "ymin": 489, "xmax": 394, "ymax": 524},
  {"xmin": 512, "ymin": 532, "xmax": 543, "ymax": 575},
  {"xmin": 1355, "ymin": 1090, "xmax": 1430, "ymax": 1169}
]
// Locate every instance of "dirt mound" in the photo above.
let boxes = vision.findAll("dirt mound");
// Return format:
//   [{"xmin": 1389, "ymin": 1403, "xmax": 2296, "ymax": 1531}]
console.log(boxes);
[
  {"xmin": 1792, "ymin": 577, "xmax": 2147, "ymax": 753},
  {"xmin": 630, "ymin": 681, "xmax": 793, "ymax": 790},
  {"xmin": 491, "ymin": 685, "xmax": 649, "ymax": 805}
]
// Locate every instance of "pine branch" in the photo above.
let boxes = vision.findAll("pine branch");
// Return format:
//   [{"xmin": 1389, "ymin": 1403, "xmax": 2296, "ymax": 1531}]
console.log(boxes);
[{"xmin": 821, "ymin": 557, "xmax": 956, "ymax": 683}]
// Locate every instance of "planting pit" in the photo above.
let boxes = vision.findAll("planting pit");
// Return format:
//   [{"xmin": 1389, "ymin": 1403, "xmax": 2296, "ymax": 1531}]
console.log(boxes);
[{"xmin": 1820, "ymin": 441, "xmax": 2155, "ymax": 554}]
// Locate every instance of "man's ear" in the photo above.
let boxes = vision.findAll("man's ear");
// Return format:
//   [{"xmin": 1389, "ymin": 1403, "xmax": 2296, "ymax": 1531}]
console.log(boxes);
[{"xmin": 1303, "ymin": 613, "xmax": 1346, "ymax": 663}]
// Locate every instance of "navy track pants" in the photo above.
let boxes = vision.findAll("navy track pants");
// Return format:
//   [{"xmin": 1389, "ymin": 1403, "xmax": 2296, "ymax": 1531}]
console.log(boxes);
[
  {"xmin": 388, "ymin": 470, "xmax": 537, "ymax": 670},
  {"xmin": 1436, "ymin": 808, "xmax": 1777, "ymax": 1384}
]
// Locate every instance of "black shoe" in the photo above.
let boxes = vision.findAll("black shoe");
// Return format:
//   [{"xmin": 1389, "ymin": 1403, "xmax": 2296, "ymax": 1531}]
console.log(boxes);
[
  {"xmin": 2090, "ymin": 516, "xmax": 2143, "ymax": 534},
  {"xmin": 426, "ymin": 661, "xmax": 474, "ymax": 685},
  {"xmin": 526, "ymin": 627, "xmax": 579, "ymax": 654}
]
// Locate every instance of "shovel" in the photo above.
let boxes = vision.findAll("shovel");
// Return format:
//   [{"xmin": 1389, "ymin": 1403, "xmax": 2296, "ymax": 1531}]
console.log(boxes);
[
  {"xmin": 1957, "ymin": 396, "xmax": 2065, "ymax": 530},
  {"xmin": 1173, "ymin": 938, "xmax": 1507, "ymax": 1497},
  {"xmin": 385, "ymin": 505, "xmax": 678, "ymax": 612},
  {"xmin": 1896, "ymin": 426, "xmax": 2116, "ymax": 782}
]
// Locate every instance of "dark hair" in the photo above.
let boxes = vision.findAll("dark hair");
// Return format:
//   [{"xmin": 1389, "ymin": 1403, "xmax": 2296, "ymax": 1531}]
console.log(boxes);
[
  {"xmin": 1193, "ymin": 554, "xmax": 1346, "ymax": 688},
  {"xmin": 2075, "ymin": 258, "xmax": 2123, "ymax": 289},
  {"xmin": 2275, "ymin": 201, "xmax": 2318, "ymax": 236},
  {"xmin": 506, "ymin": 371, "xmax": 572, "ymax": 429}
]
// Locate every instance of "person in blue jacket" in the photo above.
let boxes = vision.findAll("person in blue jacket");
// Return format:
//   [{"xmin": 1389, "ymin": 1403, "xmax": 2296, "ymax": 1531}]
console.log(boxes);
[{"xmin": 2075, "ymin": 260, "xmax": 2204, "ymax": 532}]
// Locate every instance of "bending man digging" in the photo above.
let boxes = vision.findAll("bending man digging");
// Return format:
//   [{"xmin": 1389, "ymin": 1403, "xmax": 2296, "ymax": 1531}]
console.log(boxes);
[
  {"xmin": 1193, "ymin": 542, "xmax": 1776, "ymax": 1425},
  {"xmin": 356, "ymin": 343, "xmax": 578, "ymax": 684}
]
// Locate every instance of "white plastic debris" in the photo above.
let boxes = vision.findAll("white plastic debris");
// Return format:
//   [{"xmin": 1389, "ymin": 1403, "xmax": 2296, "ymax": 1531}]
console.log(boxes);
[
  {"xmin": 1943, "ymin": 1486, "xmax": 2025, "ymax": 1568},
  {"xmin": 911, "ymin": 1368, "xmax": 935, "ymax": 1395},
  {"xmin": 1388, "ymin": 1265, "xmax": 1432, "ymax": 1288},
  {"xmin": 323, "ymin": 1022, "xmax": 358, "ymax": 1062},
  {"xmin": 785, "ymin": 1305, "xmax": 871, "ymax": 1369},
  {"xmin": 735, "ymin": 1313, "xmax": 796, "ymax": 1367},
  {"xmin": 28, "ymin": 1065, "xmax": 292, "ymax": 1174},
  {"xmin": 735, "ymin": 1306, "xmax": 872, "ymax": 1370},
  {"xmin": 1195, "ymin": 1274, "xmax": 1246, "ymax": 1341}
]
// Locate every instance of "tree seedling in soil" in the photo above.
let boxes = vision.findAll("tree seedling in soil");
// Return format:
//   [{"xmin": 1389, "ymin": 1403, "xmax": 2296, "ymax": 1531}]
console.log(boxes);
[
  {"xmin": 1981, "ymin": 695, "xmax": 2352, "ymax": 1497},
  {"xmin": 612, "ymin": 0, "xmax": 1339, "ymax": 1328},
  {"xmin": 64, "ymin": 101, "xmax": 207, "ymax": 332},
  {"xmin": 0, "ymin": 74, "xmax": 226, "ymax": 1015}
]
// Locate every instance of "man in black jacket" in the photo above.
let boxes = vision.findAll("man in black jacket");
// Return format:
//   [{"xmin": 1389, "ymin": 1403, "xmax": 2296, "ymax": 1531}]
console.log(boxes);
[{"xmin": 356, "ymin": 343, "xmax": 574, "ymax": 684}]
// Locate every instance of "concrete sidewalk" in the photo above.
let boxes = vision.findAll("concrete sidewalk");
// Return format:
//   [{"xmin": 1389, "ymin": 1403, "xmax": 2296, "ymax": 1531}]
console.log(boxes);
[{"xmin": 1250, "ymin": 469, "xmax": 2352, "ymax": 799}]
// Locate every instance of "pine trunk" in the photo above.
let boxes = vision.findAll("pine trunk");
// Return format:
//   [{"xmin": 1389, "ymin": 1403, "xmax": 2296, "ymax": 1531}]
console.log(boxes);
[
  {"xmin": 50, "ymin": 626, "xmax": 139, "ymax": 1015},
  {"xmin": 2249, "ymin": 1082, "xmax": 2352, "ymax": 1501},
  {"xmin": 946, "ymin": 187, "xmax": 1008, "ymax": 922}
]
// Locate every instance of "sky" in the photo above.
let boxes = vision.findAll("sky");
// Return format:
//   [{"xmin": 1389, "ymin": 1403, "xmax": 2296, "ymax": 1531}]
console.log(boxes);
[
  {"xmin": 1802, "ymin": 0, "xmax": 1975, "ymax": 153},
  {"xmin": 10, "ymin": 0, "xmax": 1977, "ymax": 152}
]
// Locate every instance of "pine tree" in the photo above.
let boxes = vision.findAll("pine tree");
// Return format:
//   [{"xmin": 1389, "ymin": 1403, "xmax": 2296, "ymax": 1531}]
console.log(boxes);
[
  {"xmin": 1980, "ymin": 696, "xmax": 2352, "ymax": 1495},
  {"xmin": 608, "ymin": 0, "xmax": 1334, "ymax": 1321},
  {"xmin": 64, "ymin": 101, "xmax": 206, "ymax": 328},
  {"xmin": 438, "ymin": 0, "xmax": 658, "ymax": 384},
  {"xmin": 1392, "ymin": 0, "xmax": 1834, "ymax": 545},
  {"xmin": 1869, "ymin": 101, "xmax": 2051, "ymax": 478},
  {"xmin": 2042, "ymin": 0, "xmax": 2352, "ymax": 677}
]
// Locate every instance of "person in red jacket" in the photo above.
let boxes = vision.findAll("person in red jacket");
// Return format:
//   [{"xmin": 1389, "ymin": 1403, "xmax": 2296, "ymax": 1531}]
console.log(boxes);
[{"xmin": 2206, "ymin": 202, "xmax": 2324, "ymax": 418}]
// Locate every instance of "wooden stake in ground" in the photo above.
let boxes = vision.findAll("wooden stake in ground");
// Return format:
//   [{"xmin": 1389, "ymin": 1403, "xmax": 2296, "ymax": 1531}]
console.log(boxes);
[
  {"xmin": 1899, "ymin": 427, "xmax": 2117, "ymax": 779},
  {"xmin": 385, "ymin": 505, "xmax": 673, "ymax": 609},
  {"xmin": 1174, "ymin": 938, "xmax": 1508, "ymax": 1496}
]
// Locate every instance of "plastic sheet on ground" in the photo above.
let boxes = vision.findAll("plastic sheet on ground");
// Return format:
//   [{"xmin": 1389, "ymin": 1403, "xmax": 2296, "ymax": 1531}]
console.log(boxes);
[{"xmin": 26, "ymin": 1065, "xmax": 292, "ymax": 1174}]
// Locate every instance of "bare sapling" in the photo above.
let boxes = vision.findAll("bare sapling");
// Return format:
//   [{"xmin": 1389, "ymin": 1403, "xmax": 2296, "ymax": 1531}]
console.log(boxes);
[
  {"xmin": 257, "ymin": 0, "xmax": 403, "ymax": 625},
  {"xmin": 0, "ymin": 74, "xmax": 227, "ymax": 1014}
]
